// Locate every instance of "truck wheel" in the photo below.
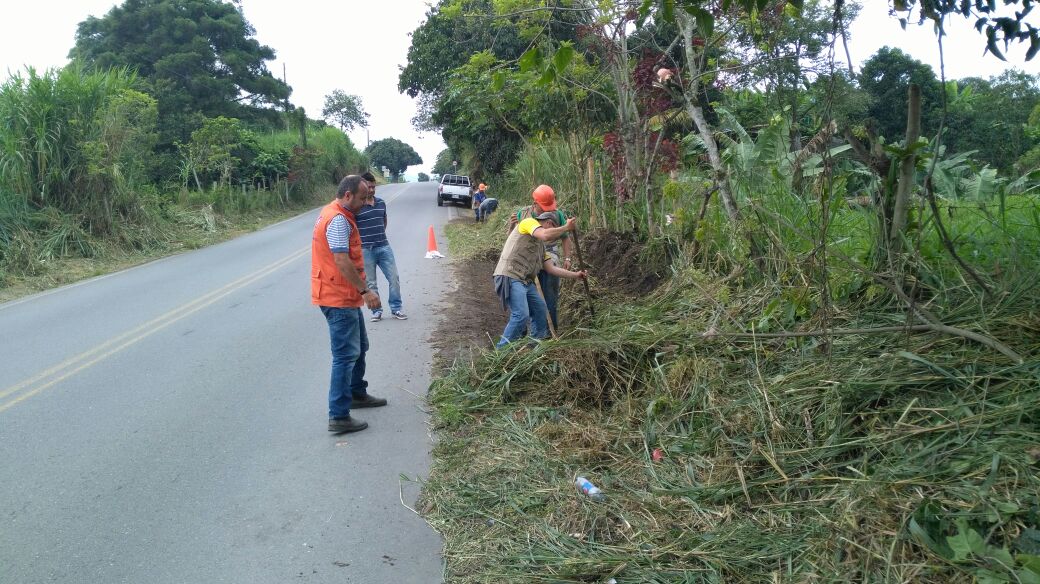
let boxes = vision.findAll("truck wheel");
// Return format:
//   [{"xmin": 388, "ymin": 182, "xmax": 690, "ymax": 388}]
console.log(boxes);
[{"xmin": 437, "ymin": 196, "xmax": 443, "ymax": 207}]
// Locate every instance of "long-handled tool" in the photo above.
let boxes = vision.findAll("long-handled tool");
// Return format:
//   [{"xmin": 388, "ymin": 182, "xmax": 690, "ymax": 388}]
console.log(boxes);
[{"xmin": 572, "ymin": 226, "xmax": 595, "ymax": 318}]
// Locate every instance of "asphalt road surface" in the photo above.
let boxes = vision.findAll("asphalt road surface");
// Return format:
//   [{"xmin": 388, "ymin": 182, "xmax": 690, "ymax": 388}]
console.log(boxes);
[{"xmin": 0, "ymin": 181, "xmax": 468, "ymax": 583}]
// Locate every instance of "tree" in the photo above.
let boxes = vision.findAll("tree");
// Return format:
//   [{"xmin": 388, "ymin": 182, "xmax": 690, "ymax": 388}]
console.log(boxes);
[
  {"xmin": 432, "ymin": 148, "xmax": 458, "ymax": 175},
  {"xmin": 943, "ymin": 71, "xmax": 1040, "ymax": 173},
  {"xmin": 859, "ymin": 47, "xmax": 943, "ymax": 142},
  {"xmin": 1017, "ymin": 102, "xmax": 1040, "ymax": 173},
  {"xmin": 432, "ymin": 43, "xmax": 611, "ymax": 178},
  {"xmin": 185, "ymin": 116, "xmax": 257, "ymax": 189},
  {"xmin": 321, "ymin": 90, "xmax": 369, "ymax": 131},
  {"xmin": 731, "ymin": 0, "xmax": 860, "ymax": 149},
  {"xmin": 70, "ymin": 0, "xmax": 290, "ymax": 147},
  {"xmin": 399, "ymin": 0, "xmax": 526, "ymax": 100},
  {"xmin": 399, "ymin": 0, "xmax": 529, "ymax": 174},
  {"xmin": 365, "ymin": 138, "xmax": 422, "ymax": 180},
  {"xmin": 418, "ymin": 172, "xmax": 430, "ymax": 182}
]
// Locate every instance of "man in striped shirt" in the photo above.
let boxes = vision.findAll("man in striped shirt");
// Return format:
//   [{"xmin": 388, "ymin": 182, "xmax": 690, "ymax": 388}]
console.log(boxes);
[
  {"xmin": 312, "ymin": 175, "xmax": 387, "ymax": 434},
  {"xmin": 356, "ymin": 172, "xmax": 406, "ymax": 321}
]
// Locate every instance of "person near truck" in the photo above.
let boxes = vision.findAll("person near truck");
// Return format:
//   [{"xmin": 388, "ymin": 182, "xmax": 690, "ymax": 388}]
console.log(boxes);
[
  {"xmin": 472, "ymin": 183, "xmax": 487, "ymax": 221},
  {"xmin": 311, "ymin": 175, "xmax": 389, "ymax": 434},
  {"xmin": 475, "ymin": 183, "xmax": 499, "ymax": 222},
  {"xmin": 508, "ymin": 184, "xmax": 574, "ymax": 330},
  {"xmin": 478, "ymin": 197, "xmax": 499, "ymax": 222},
  {"xmin": 356, "ymin": 171, "xmax": 406, "ymax": 322},
  {"xmin": 493, "ymin": 211, "xmax": 586, "ymax": 348}
]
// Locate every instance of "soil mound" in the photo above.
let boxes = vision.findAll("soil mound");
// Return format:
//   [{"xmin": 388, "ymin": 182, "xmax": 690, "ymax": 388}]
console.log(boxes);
[{"xmin": 580, "ymin": 230, "xmax": 665, "ymax": 296}]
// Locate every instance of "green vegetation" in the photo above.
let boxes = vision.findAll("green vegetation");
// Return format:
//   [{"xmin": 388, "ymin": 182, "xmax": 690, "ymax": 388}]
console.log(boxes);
[
  {"xmin": 433, "ymin": 147, "xmax": 464, "ymax": 176},
  {"xmin": 322, "ymin": 89, "xmax": 370, "ymax": 132},
  {"xmin": 429, "ymin": 135, "xmax": 1040, "ymax": 582},
  {"xmin": 427, "ymin": 260, "xmax": 1039, "ymax": 582},
  {"xmin": 0, "ymin": 0, "xmax": 369, "ymax": 295},
  {"xmin": 70, "ymin": 0, "xmax": 291, "ymax": 154},
  {"xmin": 407, "ymin": 1, "xmax": 1040, "ymax": 582},
  {"xmin": 365, "ymin": 137, "xmax": 423, "ymax": 180}
]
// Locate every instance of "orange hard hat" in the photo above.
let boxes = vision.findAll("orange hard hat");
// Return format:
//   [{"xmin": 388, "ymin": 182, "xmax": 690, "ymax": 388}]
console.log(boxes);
[
  {"xmin": 531, "ymin": 184, "xmax": 557, "ymax": 211},
  {"xmin": 478, "ymin": 183, "xmax": 487, "ymax": 190}
]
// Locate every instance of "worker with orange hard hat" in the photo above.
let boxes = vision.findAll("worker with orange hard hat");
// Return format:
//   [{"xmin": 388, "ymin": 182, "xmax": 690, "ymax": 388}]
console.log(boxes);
[
  {"xmin": 507, "ymin": 184, "xmax": 574, "ymax": 330},
  {"xmin": 472, "ymin": 183, "xmax": 488, "ymax": 221},
  {"xmin": 493, "ymin": 196, "xmax": 586, "ymax": 348}
]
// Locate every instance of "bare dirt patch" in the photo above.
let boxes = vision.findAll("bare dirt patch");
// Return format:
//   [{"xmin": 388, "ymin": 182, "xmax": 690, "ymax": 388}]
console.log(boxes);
[{"xmin": 430, "ymin": 249, "xmax": 503, "ymax": 369}]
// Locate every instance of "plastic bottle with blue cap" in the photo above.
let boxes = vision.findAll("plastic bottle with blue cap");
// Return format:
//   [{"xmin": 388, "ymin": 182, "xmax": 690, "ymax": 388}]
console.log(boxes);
[{"xmin": 575, "ymin": 476, "xmax": 605, "ymax": 502}]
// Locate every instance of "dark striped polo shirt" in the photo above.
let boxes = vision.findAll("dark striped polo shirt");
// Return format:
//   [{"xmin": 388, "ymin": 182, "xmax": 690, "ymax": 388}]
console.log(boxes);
[{"xmin": 355, "ymin": 197, "xmax": 390, "ymax": 249}]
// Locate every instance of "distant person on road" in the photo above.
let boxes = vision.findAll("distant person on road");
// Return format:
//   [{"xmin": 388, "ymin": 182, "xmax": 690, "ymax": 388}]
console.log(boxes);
[
  {"xmin": 493, "ymin": 212, "xmax": 586, "ymax": 348},
  {"xmin": 356, "ymin": 171, "xmax": 407, "ymax": 322},
  {"xmin": 508, "ymin": 184, "xmax": 574, "ymax": 330},
  {"xmin": 312, "ymin": 175, "xmax": 389, "ymax": 434},
  {"xmin": 473, "ymin": 183, "xmax": 499, "ymax": 222},
  {"xmin": 477, "ymin": 197, "xmax": 499, "ymax": 222},
  {"xmin": 472, "ymin": 183, "xmax": 488, "ymax": 221},
  {"xmin": 472, "ymin": 183, "xmax": 486, "ymax": 220}
]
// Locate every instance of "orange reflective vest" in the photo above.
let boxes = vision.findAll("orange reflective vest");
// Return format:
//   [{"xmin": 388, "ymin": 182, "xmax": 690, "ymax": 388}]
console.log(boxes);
[{"xmin": 311, "ymin": 200, "xmax": 366, "ymax": 308}]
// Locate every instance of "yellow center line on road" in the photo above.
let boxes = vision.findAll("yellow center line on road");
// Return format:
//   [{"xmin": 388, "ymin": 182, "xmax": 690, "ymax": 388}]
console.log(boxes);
[{"xmin": 0, "ymin": 247, "xmax": 308, "ymax": 414}]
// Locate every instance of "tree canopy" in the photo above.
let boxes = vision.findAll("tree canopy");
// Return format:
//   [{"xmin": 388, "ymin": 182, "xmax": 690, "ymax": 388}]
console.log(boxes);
[
  {"xmin": 398, "ymin": 0, "xmax": 527, "ymax": 100},
  {"xmin": 859, "ymin": 47, "xmax": 944, "ymax": 143},
  {"xmin": 70, "ymin": 0, "xmax": 290, "ymax": 147},
  {"xmin": 366, "ymin": 138, "xmax": 422, "ymax": 180},
  {"xmin": 400, "ymin": 0, "xmax": 604, "ymax": 176},
  {"xmin": 322, "ymin": 90, "xmax": 369, "ymax": 132},
  {"xmin": 432, "ymin": 148, "xmax": 459, "ymax": 175}
]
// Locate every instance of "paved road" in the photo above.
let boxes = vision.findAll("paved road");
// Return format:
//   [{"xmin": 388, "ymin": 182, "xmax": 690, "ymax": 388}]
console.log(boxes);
[{"xmin": 0, "ymin": 181, "xmax": 466, "ymax": 583}]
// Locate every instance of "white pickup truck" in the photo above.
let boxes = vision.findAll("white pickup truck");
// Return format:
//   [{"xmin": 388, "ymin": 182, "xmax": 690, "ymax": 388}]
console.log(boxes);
[{"xmin": 437, "ymin": 174, "xmax": 472, "ymax": 207}]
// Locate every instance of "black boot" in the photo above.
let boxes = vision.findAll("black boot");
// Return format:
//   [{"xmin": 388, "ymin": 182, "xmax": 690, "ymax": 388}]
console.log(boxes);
[
  {"xmin": 328, "ymin": 416, "xmax": 368, "ymax": 433},
  {"xmin": 351, "ymin": 394, "xmax": 388, "ymax": 408}
]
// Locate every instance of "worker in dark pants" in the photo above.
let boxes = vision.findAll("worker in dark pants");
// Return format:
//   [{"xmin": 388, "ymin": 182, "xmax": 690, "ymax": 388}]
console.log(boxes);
[{"xmin": 507, "ymin": 184, "xmax": 573, "ymax": 329}]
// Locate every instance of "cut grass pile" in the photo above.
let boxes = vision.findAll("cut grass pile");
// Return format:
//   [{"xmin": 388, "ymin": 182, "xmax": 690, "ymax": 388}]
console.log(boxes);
[{"xmin": 423, "ymin": 235, "xmax": 1040, "ymax": 582}]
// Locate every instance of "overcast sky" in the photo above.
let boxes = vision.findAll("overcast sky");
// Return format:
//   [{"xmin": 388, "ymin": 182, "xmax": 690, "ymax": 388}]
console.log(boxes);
[{"xmin": 0, "ymin": 1, "xmax": 1034, "ymax": 179}]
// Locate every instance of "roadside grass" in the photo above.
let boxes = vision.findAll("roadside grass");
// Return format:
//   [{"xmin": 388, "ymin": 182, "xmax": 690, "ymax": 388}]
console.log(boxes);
[
  {"xmin": 443, "ymin": 200, "xmax": 516, "ymax": 261},
  {"xmin": 0, "ymin": 186, "xmax": 333, "ymax": 304},
  {"xmin": 425, "ymin": 272, "xmax": 1040, "ymax": 582},
  {"xmin": 424, "ymin": 208, "xmax": 1040, "ymax": 582}
]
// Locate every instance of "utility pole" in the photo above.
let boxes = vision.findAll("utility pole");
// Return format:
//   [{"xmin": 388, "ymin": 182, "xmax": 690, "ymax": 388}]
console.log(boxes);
[{"xmin": 282, "ymin": 63, "xmax": 291, "ymax": 130}]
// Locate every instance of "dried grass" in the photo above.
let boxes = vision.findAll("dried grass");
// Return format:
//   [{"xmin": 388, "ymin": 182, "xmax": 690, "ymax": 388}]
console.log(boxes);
[{"xmin": 422, "ymin": 257, "xmax": 1039, "ymax": 583}]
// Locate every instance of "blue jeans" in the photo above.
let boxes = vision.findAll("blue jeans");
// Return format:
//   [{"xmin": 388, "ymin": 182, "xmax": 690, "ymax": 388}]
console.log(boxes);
[
  {"xmin": 496, "ymin": 278, "xmax": 549, "ymax": 348},
  {"xmin": 538, "ymin": 270, "xmax": 561, "ymax": 330},
  {"xmin": 320, "ymin": 306, "xmax": 369, "ymax": 419},
  {"xmin": 362, "ymin": 245, "xmax": 402, "ymax": 313}
]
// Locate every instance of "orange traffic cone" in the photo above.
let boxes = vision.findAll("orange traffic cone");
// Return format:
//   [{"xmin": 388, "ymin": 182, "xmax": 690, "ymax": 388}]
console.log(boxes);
[{"xmin": 425, "ymin": 225, "xmax": 445, "ymax": 259}]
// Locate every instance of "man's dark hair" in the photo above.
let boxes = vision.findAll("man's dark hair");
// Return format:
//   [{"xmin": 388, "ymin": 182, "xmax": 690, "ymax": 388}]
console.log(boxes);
[
  {"xmin": 337, "ymin": 175, "xmax": 364, "ymax": 198},
  {"xmin": 361, "ymin": 171, "xmax": 376, "ymax": 182}
]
